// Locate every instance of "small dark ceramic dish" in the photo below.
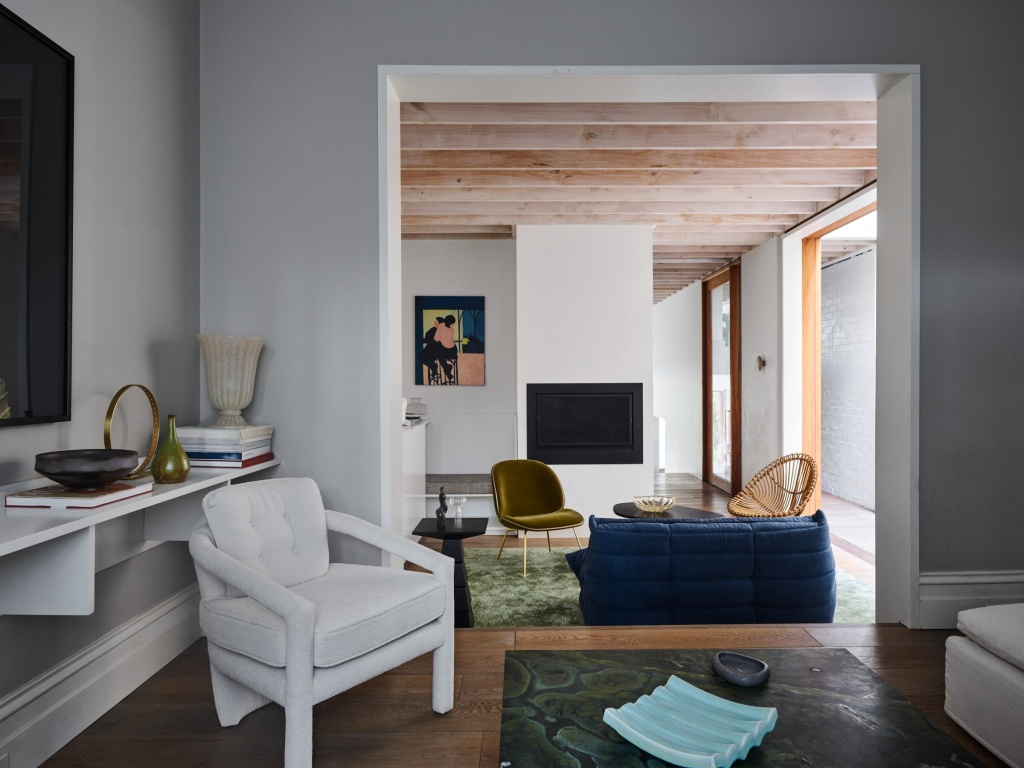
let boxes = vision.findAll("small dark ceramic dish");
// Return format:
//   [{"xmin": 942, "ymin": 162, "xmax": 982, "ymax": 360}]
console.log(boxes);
[
  {"xmin": 712, "ymin": 651, "xmax": 771, "ymax": 687},
  {"xmin": 35, "ymin": 449, "xmax": 139, "ymax": 489}
]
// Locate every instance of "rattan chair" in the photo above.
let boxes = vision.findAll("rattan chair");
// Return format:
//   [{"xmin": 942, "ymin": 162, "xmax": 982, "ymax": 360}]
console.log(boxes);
[{"xmin": 727, "ymin": 453, "xmax": 818, "ymax": 518}]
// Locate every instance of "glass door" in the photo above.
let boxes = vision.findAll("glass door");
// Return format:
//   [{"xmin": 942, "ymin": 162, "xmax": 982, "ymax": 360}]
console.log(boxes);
[{"xmin": 703, "ymin": 265, "xmax": 741, "ymax": 494}]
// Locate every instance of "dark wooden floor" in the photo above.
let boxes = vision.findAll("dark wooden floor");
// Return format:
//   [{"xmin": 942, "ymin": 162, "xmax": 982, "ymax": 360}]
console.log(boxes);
[
  {"xmin": 43, "ymin": 625, "xmax": 1006, "ymax": 767},
  {"xmin": 43, "ymin": 477, "xmax": 998, "ymax": 767}
]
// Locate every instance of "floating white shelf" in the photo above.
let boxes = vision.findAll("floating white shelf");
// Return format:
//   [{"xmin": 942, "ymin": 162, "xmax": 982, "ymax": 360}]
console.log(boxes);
[{"xmin": 0, "ymin": 459, "xmax": 280, "ymax": 616}]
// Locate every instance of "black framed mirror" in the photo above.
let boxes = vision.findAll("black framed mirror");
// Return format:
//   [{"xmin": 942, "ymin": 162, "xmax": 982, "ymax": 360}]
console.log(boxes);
[{"xmin": 0, "ymin": 4, "xmax": 73, "ymax": 426}]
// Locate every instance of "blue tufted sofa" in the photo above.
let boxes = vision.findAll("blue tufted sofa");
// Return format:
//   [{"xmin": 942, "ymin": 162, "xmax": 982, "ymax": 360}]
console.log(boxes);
[{"xmin": 565, "ymin": 511, "xmax": 836, "ymax": 625}]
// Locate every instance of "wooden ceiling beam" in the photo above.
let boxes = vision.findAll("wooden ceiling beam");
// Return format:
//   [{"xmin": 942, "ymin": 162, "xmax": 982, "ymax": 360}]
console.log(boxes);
[
  {"xmin": 402, "ymin": 185, "xmax": 845, "ymax": 203},
  {"xmin": 653, "ymin": 232, "xmax": 773, "ymax": 245},
  {"xmin": 402, "ymin": 148, "xmax": 877, "ymax": 170},
  {"xmin": 400, "ymin": 101, "xmax": 877, "ymax": 125},
  {"xmin": 401, "ymin": 224, "xmax": 513, "ymax": 235},
  {"xmin": 653, "ymin": 257, "xmax": 733, "ymax": 266},
  {"xmin": 656, "ymin": 216, "xmax": 798, "ymax": 228},
  {"xmin": 403, "ymin": 168, "xmax": 870, "ymax": 187},
  {"xmin": 654, "ymin": 244, "xmax": 752, "ymax": 254},
  {"xmin": 404, "ymin": 213, "xmax": 799, "ymax": 227},
  {"xmin": 402, "ymin": 233, "xmax": 513, "ymax": 240},
  {"xmin": 402, "ymin": 123, "xmax": 876, "ymax": 151},
  {"xmin": 654, "ymin": 267, "xmax": 708, "ymax": 273},
  {"xmin": 821, "ymin": 238, "xmax": 877, "ymax": 252},
  {"xmin": 403, "ymin": 200, "xmax": 819, "ymax": 216}
]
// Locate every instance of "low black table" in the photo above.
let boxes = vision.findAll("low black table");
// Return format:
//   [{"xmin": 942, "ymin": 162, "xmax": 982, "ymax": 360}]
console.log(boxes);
[
  {"xmin": 501, "ymin": 648, "xmax": 985, "ymax": 767},
  {"xmin": 412, "ymin": 516, "xmax": 488, "ymax": 628},
  {"xmin": 612, "ymin": 501, "xmax": 725, "ymax": 519}
]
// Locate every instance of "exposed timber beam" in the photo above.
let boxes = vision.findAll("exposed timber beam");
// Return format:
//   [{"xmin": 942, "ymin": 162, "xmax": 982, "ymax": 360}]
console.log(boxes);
[{"xmin": 400, "ymin": 101, "xmax": 878, "ymax": 125}]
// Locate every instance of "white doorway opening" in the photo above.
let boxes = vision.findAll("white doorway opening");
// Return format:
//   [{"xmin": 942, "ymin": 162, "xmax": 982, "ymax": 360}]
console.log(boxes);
[{"xmin": 378, "ymin": 66, "xmax": 919, "ymax": 625}]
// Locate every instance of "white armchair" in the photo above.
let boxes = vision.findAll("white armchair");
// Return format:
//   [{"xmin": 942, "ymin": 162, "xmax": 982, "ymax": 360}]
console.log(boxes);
[{"xmin": 188, "ymin": 477, "xmax": 454, "ymax": 768}]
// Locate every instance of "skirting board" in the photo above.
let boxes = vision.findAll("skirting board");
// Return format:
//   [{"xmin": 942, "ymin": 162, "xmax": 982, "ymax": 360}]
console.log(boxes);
[
  {"xmin": 0, "ymin": 584, "xmax": 201, "ymax": 768},
  {"xmin": 919, "ymin": 570, "xmax": 1024, "ymax": 628}
]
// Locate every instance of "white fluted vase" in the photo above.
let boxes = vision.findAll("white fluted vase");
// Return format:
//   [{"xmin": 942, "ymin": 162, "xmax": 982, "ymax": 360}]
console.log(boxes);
[{"xmin": 198, "ymin": 334, "xmax": 264, "ymax": 427}]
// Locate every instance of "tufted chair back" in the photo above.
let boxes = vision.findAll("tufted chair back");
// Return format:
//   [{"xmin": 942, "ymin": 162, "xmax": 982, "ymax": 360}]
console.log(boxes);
[{"xmin": 202, "ymin": 477, "xmax": 329, "ymax": 588}]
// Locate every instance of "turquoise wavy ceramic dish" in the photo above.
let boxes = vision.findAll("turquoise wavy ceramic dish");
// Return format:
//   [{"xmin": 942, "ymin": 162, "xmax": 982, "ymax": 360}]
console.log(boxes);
[{"xmin": 602, "ymin": 676, "xmax": 778, "ymax": 768}]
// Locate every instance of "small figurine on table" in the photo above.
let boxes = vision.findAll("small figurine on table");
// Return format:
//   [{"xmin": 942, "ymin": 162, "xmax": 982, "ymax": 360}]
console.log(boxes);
[{"xmin": 435, "ymin": 486, "xmax": 448, "ymax": 528}]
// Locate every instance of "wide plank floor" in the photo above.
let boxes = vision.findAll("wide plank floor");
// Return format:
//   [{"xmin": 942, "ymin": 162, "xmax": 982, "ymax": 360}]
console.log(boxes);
[{"xmin": 44, "ymin": 624, "xmax": 1007, "ymax": 767}]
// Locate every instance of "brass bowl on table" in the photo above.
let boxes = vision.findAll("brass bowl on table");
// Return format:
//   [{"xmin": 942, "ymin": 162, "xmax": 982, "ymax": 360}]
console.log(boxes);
[{"xmin": 632, "ymin": 495, "xmax": 676, "ymax": 514}]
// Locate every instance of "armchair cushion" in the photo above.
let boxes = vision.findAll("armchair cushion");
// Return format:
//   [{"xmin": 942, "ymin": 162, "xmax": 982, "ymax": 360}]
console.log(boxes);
[
  {"xmin": 203, "ymin": 477, "xmax": 329, "ymax": 588},
  {"xmin": 200, "ymin": 563, "xmax": 445, "ymax": 668},
  {"xmin": 957, "ymin": 603, "xmax": 1024, "ymax": 670}
]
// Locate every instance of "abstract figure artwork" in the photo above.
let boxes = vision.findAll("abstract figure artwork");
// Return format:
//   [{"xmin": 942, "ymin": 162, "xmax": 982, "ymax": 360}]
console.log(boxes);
[{"xmin": 414, "ymin": 296, "xmax": 485, "ymax": 386}]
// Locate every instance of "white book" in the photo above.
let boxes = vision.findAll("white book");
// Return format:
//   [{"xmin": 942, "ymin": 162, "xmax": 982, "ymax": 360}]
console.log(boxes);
[
  {"xmin": 176, "ymin": 424, "xmax": 274, "ymax": 440},
  {"xmin": 5, "ymin": 482, "xmax": 154, "ymax": 509},
  {"xmin": 179, "ymin": 437, "xmax": 272, "ymax": 451}
]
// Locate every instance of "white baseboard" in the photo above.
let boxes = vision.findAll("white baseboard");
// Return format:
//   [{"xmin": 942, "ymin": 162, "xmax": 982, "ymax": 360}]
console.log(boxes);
[
  {"xmin": 919, "ymin": 570, "xmax": 1024, "ymax": 628},
  {"xmin": 0, "ymin": 584, "xmax": 201, "ymax": 768}
]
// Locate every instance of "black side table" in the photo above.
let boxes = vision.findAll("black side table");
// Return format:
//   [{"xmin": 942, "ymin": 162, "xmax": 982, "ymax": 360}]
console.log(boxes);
[
  {"xmin": 412, "ymin": 517, "xmax": 488, "ymax": 628},
  {"xmin": 612, "ymin": 502, "xmax": 726, "ymax": 520}
]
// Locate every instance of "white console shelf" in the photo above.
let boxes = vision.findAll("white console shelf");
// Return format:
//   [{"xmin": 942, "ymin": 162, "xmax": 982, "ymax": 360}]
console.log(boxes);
[{"xmin": 0, "ymin": 459, "xmax": 280, "ymax": 616}]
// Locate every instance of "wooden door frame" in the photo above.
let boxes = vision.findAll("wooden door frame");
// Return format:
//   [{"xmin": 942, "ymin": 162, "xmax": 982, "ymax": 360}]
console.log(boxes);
[
  {"xmin": 802, "ymin": 202, "xmax": 876, "ymax": 511},
  {"xmin": 702, "ymin": 262, "xmax": 742, "ymax": 495}
]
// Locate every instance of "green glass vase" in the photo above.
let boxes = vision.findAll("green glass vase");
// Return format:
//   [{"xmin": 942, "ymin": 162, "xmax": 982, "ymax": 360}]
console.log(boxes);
[{"xmin": 151, "ymin": 414, "xmax": 190, "ymax": 484}]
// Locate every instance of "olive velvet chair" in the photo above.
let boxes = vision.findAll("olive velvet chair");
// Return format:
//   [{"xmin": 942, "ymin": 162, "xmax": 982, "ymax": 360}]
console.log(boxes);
[{"xmin": 490, "ymin": 459, "xmax": 585, "ymax": 577}]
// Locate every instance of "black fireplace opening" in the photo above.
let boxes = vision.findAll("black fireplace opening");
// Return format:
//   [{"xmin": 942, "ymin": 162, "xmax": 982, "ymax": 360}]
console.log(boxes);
[{"xmin": 526, "ymin": 383, "xmax": 643, "ymax": 465}]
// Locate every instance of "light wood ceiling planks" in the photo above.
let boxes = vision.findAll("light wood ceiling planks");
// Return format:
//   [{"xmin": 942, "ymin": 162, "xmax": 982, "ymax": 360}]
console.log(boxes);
[{"xmin": 400, "ymin": 101, "xmax": 877, "ymax": 302}]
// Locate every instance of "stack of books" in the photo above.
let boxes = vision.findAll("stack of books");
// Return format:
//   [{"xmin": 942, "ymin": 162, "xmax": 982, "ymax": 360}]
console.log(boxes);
[{"xmin": 177, "ymin": 424, "xmax": 275, "ymax": 468}]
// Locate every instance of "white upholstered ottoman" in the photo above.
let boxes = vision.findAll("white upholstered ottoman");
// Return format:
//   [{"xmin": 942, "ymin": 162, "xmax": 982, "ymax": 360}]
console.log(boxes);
[{"xmin": 945, "ymin": 603, "xmax": 1024, "ymax": 767}]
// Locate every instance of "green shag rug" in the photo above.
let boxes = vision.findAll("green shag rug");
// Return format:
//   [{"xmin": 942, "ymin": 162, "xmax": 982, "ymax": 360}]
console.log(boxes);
[
  {"xmin": 463, "ymin": 547, "xmax": 875, "ymax": 627},
  {"xmin": 832, "ymin": 567, "xmax": 876, "ymax": 623}
]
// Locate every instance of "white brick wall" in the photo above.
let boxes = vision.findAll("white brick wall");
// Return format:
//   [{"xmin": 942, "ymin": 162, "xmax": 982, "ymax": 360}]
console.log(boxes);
[{"xmin": 820, "ymin": 248, "xmax": 876, "ymax": 509}]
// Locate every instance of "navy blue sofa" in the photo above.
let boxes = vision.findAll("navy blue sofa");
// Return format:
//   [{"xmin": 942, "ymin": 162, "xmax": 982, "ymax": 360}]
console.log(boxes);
[{"xmin": 565, "ymin": 511, "xmax": 836, "ymax": 625}]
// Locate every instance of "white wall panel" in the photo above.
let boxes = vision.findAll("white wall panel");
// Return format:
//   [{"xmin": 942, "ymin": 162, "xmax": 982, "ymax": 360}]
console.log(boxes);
[
  {"xmin": 652, "ymin": 284, "xmax": 702, "ymax": 475},
  {"xmin": 516, "ymin": 226, "xmax": 654, "ymax": 521}
]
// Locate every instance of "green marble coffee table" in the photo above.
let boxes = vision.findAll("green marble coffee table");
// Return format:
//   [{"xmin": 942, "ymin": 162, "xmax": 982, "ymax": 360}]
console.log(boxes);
[{"xmin": 500, "ymin": 647, "xmax": 981, "ymax": 768}]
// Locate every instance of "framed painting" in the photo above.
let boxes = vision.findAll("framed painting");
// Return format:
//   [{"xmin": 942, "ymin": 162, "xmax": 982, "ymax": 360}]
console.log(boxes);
[
  {"xmin": 414, "ymin": 296, "xmax": 485, "ymax": 386},
  {"xmin": 0, "ymin": 5, "xmax": 74, "ymax": 426}
]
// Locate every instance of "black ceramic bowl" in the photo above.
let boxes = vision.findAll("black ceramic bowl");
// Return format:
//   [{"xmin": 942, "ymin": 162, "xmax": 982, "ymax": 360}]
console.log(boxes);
[
  {"xmin": 712, "ymin": 651, "xmax": 771, "ymax": 687},
  {"xmin": 34, "ymin": 449, "xmax": 139, "ymax": 489}
]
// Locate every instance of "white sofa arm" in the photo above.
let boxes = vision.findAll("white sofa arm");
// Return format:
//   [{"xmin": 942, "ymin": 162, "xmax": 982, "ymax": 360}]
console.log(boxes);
[{"xmin": 324, "ymin": 509, "xmax": 454, "ymax": 580}]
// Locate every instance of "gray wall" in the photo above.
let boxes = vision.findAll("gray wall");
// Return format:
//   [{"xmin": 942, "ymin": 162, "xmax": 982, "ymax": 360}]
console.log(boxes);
[
  {"xmin": 200, "ymin": 1, "xmax": 1024, "ymax": 574},
  {"xmin": 821, "ymin": 249, "xmax": 876, "ymax": 510},
  {"xmin": 0, "ymin": 0, "xmax": 200, "ymax": 697},
  {"xmin": 401, "ymin": 239, "xmax": 517, "ymax": 475}
]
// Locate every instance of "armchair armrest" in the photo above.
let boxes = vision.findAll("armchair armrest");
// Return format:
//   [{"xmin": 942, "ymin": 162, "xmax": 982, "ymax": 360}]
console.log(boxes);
[
  {"xmin": 189, "ymin": 529, "xmax": 315, "ymax": 627},
  {"xmin": 324, "ymin": 509, "xmax": 453, "ymax": 580}
]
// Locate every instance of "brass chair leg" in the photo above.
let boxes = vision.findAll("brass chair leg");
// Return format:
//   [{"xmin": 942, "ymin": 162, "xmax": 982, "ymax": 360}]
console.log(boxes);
[
  {"xmin": 522, "ymin": 530, "xmax": 528, "ymax": 578},
  {"xmin": 496, "ymin": 530, "xmax": 510, "ymax": 560},
  {"xmin": 546, "ymin": 531, "xmax": 552, "ymax": 552},
  {"xmin": 573, "ymin": 527, "xmax": 583, "ymax": 550}
]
